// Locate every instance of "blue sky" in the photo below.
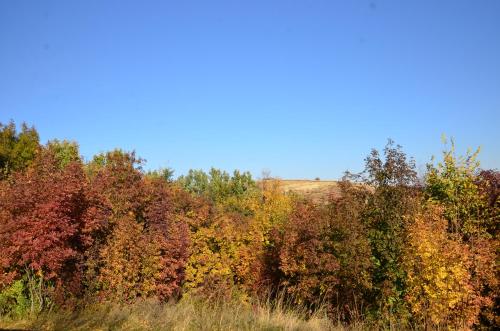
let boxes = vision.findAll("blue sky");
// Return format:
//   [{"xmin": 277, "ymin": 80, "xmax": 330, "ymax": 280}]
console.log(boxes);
[{"xmin": 1, "ymin": 0, "xmax": 499, "ymax": 179}]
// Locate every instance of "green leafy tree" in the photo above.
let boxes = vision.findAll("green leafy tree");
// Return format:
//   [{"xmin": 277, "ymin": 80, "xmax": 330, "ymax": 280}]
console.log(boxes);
[
  {"xmin": 46, "ymin": 139, "xmax": 81, "ymax": 169},
  {"xmin": 146, "ymin": 167, "xmax": 175, "ymax": 182},
  {"xmin": 178, "ymin": 168, "xmax": 256, "ymax": 206},
  {"xmin": 347, "ymin": 140, "xmax": 419, "ymax": 324},
  {"xmin": 0, "ymin": 279, "xmax": 29, "ymax": 318},
  {"xmin": 425, "ymin": 138, "xmax": 486, "ymax": 237},
  {"xmin": 0, "ymin": 121, "xmax": 40, "ymax": 178},
  {"xmin": 177, "ymin": 169, "xmax": 209, "ymax": 196}
]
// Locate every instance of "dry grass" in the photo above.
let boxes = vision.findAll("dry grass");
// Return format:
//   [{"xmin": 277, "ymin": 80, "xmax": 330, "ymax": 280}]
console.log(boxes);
[
  {"xmin": 0, "ymin": 297, "xmax": 367, "ymax": 331},
  {"xmin": 275, "ymin": 179, "xmax": 341, "ymax": 203}
]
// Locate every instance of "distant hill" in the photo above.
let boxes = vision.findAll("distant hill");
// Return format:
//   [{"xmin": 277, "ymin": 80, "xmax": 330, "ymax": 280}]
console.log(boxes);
[{"xmin": 261, "ymin": 179, "xmax": 341, "ymax": 202}]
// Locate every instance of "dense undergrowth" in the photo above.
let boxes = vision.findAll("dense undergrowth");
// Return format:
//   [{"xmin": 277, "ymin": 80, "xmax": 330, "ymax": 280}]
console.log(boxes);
[{"xmin": 0, "ymin": 122, "xmax": 498, "ymax": 330}]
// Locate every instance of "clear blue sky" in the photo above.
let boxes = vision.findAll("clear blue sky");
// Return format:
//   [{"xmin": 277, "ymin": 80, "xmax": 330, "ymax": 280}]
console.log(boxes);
[{"xmin": 1, "ymin": 0, "xmax": 499, "ymax": 179}]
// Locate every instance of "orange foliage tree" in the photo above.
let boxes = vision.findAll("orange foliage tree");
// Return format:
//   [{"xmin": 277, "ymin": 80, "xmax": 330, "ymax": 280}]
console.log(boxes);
[
  {"xmin": 277, "ymin": 200, "xmax": 340, "ymax": 308},
  {"xmin": 85, "ymin": 151, "xmax": 192, "ymax": 302},
  {"xmin": 403, "ymin": 207, "xmax": 475, "ymax": 328}
]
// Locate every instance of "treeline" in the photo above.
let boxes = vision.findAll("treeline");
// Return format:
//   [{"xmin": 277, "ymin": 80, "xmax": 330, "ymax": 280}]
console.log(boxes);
[{"xmin": 0, "ymin": 121, "xmax": 498, "ymax": 329}]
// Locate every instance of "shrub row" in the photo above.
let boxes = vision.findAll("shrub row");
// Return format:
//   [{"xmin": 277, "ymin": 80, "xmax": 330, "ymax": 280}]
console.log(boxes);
[{"xmin": 0, "ymin": 123, "xmax": 498, "ymax": 329}]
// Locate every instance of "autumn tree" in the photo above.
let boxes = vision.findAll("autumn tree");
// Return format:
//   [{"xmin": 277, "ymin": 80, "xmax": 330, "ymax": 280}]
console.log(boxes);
[
  {"xmin": 476, "ymin": 169, "xmax": 499, "ymax": 237},
  {"xmin": 270, "ymin": 181, "xmax": 372, "ymax": 321},
  {"xmin": 96, "ymin": 214, "xmax": 155, "ymax": 301},
  {"xmin": 424, "ymin": 140, "xmax": 498, "ymax": 328},
  {"xmin": 323, "ymin": 181, "xmax": 373, "ymax": 320},
  {"xmin": 86, "ymin": 150, "xmax": 191, "ymax": 302},
  {"xmin": 143, "ymin": 178, "xmax": 191, "ymax": 300},
  {"xmin": 184, "ymin": 211, "xmax": 254, "ymax": 299},
  {"xmin": 276, "ymin": 200, "xmax": 340, "ymax": 309},
  {"xmin": 184, "ymin": 178, "xmax": 295, "ymax": 299},
  {"xmin": 252, "ymin": 179, "xmax": 294, "ymax": 292},
  {"xmin": 403, "ymin": 206, "xmax": 475, "ymax": 328},
  {"xmin": 0, "ymin": 148, "xmax": 108, "ymax": 308}
]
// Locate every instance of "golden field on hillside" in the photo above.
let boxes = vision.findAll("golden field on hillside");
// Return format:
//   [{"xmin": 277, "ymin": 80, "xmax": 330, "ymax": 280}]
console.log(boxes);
[{"xmin": 269, "ymin": 179, "xmax": 341, "ymax": 202}]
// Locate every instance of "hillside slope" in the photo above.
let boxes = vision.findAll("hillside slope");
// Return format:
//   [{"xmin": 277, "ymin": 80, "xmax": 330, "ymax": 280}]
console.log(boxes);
[{"xmin": 277, "ymin": 179, "xmax": 341, "ymax": 202}]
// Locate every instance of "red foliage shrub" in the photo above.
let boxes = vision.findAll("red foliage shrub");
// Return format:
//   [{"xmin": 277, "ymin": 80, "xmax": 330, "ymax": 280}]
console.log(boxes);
[
  {"xmin": 0, "ymin": 149, "xmax": 108, "ymax": 301},
  {"xmin": 144, "ymin": 179, "xmax": 191, "ymax": 300},
  {"xmin": 88, "ymin": 150, "xmax": 146, "ymax": 218},
  {"xmin": 85, "ymin": 151, "xmax": 193, "ymax": 302}
]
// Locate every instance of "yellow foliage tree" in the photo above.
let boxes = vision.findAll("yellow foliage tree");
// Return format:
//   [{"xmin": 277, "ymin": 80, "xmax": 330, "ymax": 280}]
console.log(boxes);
[
  {"xmin": 404, "ymin": 207, "xmax": 477, "ymax": 328},
  {"xmin": 184, "ymin": 179, "xmax": 294, "ymax": 298},
  {"xmin": 184, "ymin": 212, "xmax": 250, "ymax": 298}
]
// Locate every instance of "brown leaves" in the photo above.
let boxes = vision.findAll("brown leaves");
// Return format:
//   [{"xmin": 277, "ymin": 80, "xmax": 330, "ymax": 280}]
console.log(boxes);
[{"xmin": 277, "ymin": 201, "xmax": 340, "ymax": 307}]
